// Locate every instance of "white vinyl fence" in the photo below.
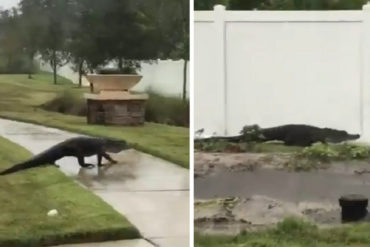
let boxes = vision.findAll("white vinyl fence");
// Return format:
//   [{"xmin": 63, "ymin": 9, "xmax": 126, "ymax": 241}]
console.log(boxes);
[
  {"xmin": 40, "ymin": 59, "xmax": 189, "ymax": 98},
  {"xmin": 195, "ymin": 4, "xmax": 370, "ymax": 141}
]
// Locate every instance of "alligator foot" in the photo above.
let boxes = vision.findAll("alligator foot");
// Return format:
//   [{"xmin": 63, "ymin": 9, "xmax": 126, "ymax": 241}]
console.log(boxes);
[
  {"xmin": 84, "ymin": 164, "xmax": 95, "ymax": 169},
  {"xmin": 354, "ymin": 169, "xmax": 370, "ymax": 175}
]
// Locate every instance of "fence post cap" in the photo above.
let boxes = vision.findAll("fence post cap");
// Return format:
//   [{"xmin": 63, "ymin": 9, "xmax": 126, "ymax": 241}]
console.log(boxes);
[
  {"xmin": 363, "ymin": 2, "xmax": 370, "ymax": 11},
  {"xmin": 214, "ymin": 5, "xmax": 226, "ymax": 11}
]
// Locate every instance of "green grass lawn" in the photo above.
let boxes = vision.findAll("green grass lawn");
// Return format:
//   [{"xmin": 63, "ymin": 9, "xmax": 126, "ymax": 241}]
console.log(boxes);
[
  {"xmin": 0, "ymin": 73, "xmax": 189, "ymax": 168},
  {"xmin": 195, "ymin": 217, "xmax": 370, "ymax": 247},
  {"xmin": 0, "ymin": 135, "xmax": 139, "ymax": 247}
]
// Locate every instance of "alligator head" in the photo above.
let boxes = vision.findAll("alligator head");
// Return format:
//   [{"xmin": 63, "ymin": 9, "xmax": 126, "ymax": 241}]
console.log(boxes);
[{"xmin": 322, "ymin": 128, "xmax": 360, "ymax": 143}]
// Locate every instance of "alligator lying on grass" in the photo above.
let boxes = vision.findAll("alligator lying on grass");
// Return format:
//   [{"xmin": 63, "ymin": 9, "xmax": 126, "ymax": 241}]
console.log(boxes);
[
  {"xmin": 196, "ymin": 124, "xmax": 360, "ymax": 147},
  {"xmin": 0, "ymin": 137, "xmax": 128, "ymax": 175}
]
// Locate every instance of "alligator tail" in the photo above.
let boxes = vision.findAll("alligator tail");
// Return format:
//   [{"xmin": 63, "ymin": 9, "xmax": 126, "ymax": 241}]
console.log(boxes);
[
  {"xmin": 0, "ymin": 161, "xmax": 37, "ymax": 176},
  {"xmin": 195, "ymin": 135, "xmax": 243, "ymax": 143}
]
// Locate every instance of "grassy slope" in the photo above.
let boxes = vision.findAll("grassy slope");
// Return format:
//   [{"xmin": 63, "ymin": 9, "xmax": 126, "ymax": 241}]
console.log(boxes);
[
  {"xmin": 0, "ymin": 135, "xmax": 139, "ymax": 247},
  {"xmin": 0, "ymin": 73, "xmax": 189, "ymax": 168},
  {"xmin": 195, "ymin": 217, "xmax": 370, "ymax": 247}
]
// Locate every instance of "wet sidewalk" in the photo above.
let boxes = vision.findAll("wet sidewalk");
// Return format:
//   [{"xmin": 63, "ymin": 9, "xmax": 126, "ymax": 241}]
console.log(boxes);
[{"xmin": 0, "ymin": 118, "xmax": 189, "ymax": 247}]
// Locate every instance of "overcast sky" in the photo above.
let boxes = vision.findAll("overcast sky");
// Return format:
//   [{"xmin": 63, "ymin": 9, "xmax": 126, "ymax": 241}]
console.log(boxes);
[{"xmin": 0, "ymin": 0, "xmax": 21, "ymax": 10}]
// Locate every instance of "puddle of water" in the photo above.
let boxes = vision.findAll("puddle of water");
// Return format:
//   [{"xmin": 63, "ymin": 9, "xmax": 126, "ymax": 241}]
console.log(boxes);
[
  {"xmin": 195, "ymin": 168, "xmax": 370, "ymax": 204},
  {"xmin": 57, "ymin": 149, "xmax": 189, "ymax": 192}
]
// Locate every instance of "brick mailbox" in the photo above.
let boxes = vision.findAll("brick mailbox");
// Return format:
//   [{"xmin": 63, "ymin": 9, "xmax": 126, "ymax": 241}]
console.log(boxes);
[{"xmin": 84, "ymin": 74, "xmax": 148, "ymax": 126}]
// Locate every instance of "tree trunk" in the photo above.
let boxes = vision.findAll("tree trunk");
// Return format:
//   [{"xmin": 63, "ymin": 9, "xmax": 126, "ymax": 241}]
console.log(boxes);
[
  {"xmin": 52, "ymin": 50, "xmax": 57, "ymax": 84},
  {"xmin": 28, "ymin": 52, "xmax": 34, "ymax": 79},
  {"xmin": 118, "ymin": 58, "xmax": 123, "ymax": 70},
  {"xmin": 6, "ymin": 55, "xmax": 12, "ymax": 72},
  {"xmin": 182, "ymin": 60, "xmax": 188, "ymax": 101},
  {"xmin": 78, "ymin": 71, "xmax": 82, "ymax": 88},
  {"xmin": 78, "ymin": 60, "xmax": 83, "ymax": 88},
  {"xmin": 89, "ymin": 63, "xmax": 94, "ymax": 92}
]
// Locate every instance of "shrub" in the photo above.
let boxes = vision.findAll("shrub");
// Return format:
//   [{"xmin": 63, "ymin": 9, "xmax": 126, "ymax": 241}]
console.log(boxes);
[
  {"xmin": 285, "ymin": 143, "xmax": 370, "ymax": 171},
  {"xmin": 272, "ymin": 217, "xmax": 319, "ymax": 241},
  {"xmin": 41, "ymin": 90, "xmax": 87, "ymax": 116},
  {"xmin": 296, "ymin": 143, "xmax": 370, "ymax": 162},
  {"xmin": 195, "ymin": 139, "xmax": 255, "ymax": 152},
  {"xmin": 298, "ymin": 143, "xmax": 340, "ymax": 162},
  {"xmin": 335, "ymin": 143, "xmax": 370, "ymax": 160},
  {"xmin": 240, "ymin": 124, "xmax": 264, "ymax": 142},
  {"xmin": 145, "ymin": 90, "xmax": 189, "ymax": 127}
]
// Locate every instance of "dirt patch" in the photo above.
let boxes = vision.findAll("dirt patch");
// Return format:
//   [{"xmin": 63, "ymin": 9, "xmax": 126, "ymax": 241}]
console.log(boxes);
[
  {"xmin": 194, "ymin": 152, "xmax": 292, "ymax": 177},
  {"xmin": 195, "ymin": 195, "xmax": 341, "ymax": 235},
  {"xmin": 195, "ymin": 151, "xmax": 370, "ymax": 178}
]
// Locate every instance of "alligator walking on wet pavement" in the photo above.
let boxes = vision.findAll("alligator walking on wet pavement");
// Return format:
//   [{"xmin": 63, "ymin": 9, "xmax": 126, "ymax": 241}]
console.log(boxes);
[
  {"xmin": 196, "ymin": 124, "xmax": 360, "ymax": 147},
  {"xmin": 0, "ymin": 137, "xmax": 128, "ymax": 175}
]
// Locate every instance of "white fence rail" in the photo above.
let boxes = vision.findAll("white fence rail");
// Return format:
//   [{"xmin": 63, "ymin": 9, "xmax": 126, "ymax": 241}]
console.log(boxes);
[{"xmin": 195, "ymin": 4, "xmax": 370, "ymax": 141}]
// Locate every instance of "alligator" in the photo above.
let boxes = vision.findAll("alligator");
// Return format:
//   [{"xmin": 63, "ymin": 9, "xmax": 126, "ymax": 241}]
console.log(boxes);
[
  {"xmin": 196, "ymin": 124, "xmax": 360, "ymax": 147},
  {"xmin": 0, "ymin": 136, "xmax": 129, "ymax": 176}
]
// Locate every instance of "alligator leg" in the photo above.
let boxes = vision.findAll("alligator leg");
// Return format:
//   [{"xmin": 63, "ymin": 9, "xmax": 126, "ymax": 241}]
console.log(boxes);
[
  {"xmin": 77, "ymin": 156, "xmax": 95, "ymax": 169},
  {"xmin": 97, "ymin": 154, "xmax": 103, "ymax": 167},
  {"xmin": 102, "ymin": 152, "xmax": 118, "ymax": 164},
  {"xmin": 97, "ymin": 152, "xmax": 117, "ymax": 167}
]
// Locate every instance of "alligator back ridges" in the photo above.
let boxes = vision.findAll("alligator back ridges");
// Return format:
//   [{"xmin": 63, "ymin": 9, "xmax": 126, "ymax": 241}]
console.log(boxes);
[{"xmin": 195, "ymin": 124, "xmax": 360, "ymax": 147}]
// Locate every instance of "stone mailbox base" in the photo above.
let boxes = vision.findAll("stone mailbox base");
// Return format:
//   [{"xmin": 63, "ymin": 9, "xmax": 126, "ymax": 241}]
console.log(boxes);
[{"xmin": 87, "ymin": 99, "xmax": 146, "ymax": 126}]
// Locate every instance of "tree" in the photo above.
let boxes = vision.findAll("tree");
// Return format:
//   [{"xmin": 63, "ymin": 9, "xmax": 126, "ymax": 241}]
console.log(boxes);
[
  {"xmin": 259, "ymin": 0, "xmax": 366, "ymax": 10},
  {"xmin": 0, "ymin": 9, "xmax": 24, "ymax": 73},
  {"xmin": 195, "ymin": 0, "xmax": 367, "ymax": 10},
  {"xmin": 67, "ymin": 0, "xmax": 96, "ymax": 87},
  {"xmin": 21, "ymin": 0, "xmax": 74, "ymax": 84},
  {"xmin": 139, "ymin": 0, "xmax": 189, "ymax": 99},
  {"xmin": 229, "ymin": 0, "xmax": 264, "ymax": 9},
  {"xmin": 16, "ymin": 0, "xmax": 189, "ymax": 91},
  {"xmin": 194, "ymin": 0, "xmax": 229, "ymax": 10},
  {"xmin": 100, "ymin": 0, "xmax": 159, "ymax": 72},
  {"xmin": 19, "ymin": 0, "xmax": 45, "ymax": 79},
  {"xmin": 68, "ymin": 0, "xmax": 160, "ymax": 78},
  {"xmin": 168, "ymin": 0, "xmax": 189, "ymax": 100},
  {"xmin": 325, "ymin": 0, "xmax": 366, "ymax": 9}
]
